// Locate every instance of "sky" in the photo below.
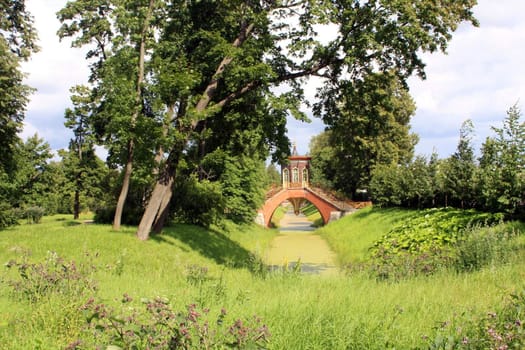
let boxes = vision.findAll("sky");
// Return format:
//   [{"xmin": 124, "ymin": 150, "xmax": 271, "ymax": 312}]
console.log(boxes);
[{"xmin": 20, "ymin": 0, "xmax": 525, "ymax": 160}]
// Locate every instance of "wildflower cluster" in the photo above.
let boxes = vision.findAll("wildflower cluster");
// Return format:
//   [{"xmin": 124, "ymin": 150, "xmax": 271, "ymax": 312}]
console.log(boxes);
[
  {"xmin": 427, "ymin": 289, "xmax": 525, "ymax": 349},
  {"xmin": 69, "ymin": 295, "xmax": 270, "ymax": 349},
  {"xmin": 5, "ymin": 251, "xmax": 98, "ymax": 302}
]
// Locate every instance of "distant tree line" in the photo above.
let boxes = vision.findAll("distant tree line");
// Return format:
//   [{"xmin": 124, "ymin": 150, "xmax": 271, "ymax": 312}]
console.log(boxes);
[
  {"xmin": 369, "ymin": 106, "xmax": 524, "ymax": 219},
  {"xmin": 310, "ymin": 105, "xmax": 523, "ymax": 219}
]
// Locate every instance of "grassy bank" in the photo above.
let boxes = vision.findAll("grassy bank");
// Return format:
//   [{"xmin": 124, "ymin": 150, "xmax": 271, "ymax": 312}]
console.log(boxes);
[{"xmin": 1, "ymin": 210, "xmax": 524, "ymax": 349}]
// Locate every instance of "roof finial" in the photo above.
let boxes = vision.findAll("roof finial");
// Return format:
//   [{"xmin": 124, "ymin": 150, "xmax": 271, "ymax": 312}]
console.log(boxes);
[{"xmin": 292, "ymin": 141, "xmax": 298, "ymax": 156}]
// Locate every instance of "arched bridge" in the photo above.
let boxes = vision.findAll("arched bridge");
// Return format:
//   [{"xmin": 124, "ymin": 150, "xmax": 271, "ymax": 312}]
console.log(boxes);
[{"xmin": 256, "ymin": 186, "xmax": 369, "ymax": 227}]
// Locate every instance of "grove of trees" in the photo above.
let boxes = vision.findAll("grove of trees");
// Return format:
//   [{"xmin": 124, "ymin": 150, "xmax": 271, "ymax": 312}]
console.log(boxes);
[
  {"xmin": 4, "ymin": 0, "xmax": 501, "ymax": 236},
  {"xmin": 368, "ymin": 106, "xmax": 524, "ymax": 219}
]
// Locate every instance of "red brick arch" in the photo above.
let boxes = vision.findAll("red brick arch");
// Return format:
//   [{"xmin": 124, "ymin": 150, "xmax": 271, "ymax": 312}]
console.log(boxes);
[{"xmin": 257, "ymin": 188, "xmax": 343, "ymax": 227}]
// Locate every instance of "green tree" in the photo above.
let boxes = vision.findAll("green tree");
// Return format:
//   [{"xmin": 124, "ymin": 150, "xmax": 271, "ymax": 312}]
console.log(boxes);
[
  {"xmin": 58, "ymin": 0, "xmax": 162, "ymax": 229},
  {"xmin": 58, "ymin": 0, "xmax": 478, "ymax": 239},
  {"xmin": 264, "ymin": 163, "xmax": 281, "ymax": 189},
  {"xmin": 10, "ymin": 134, "xmax": 53, "ymax": 208},
  {"xmin": 308, "ymin": 131, "xmax": 336, "ymax": 190},
  {"xmin": 0, "ymin": 0, "xmax": 38, "ymax": 176},
  {"xmin": 64, "ymin": 85, "xmax": 103, "ymax": 219},
  {"xmin": 478, "ymin": 105, "xmax": 524, "ymax": 217},
  {"xmin": 441, "ymin": 119, "xmax": 476, "ymax": 208},
  {"xmin": 317, "ymin": 71, "xmax": 418, "ymax": 198},
  {"xmin": 137, "ymin": 0, "xmax": 477, "ymax": 239}
]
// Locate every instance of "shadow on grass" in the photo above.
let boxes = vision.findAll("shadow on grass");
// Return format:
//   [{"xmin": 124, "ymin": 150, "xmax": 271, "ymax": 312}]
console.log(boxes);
[
  {"xmin": 62, "ymin": 221, "xmax": 82, "ymax": 227},
  {"xmin": 153, "ymin": 224, "xmax": 252, "ymax": 269}
]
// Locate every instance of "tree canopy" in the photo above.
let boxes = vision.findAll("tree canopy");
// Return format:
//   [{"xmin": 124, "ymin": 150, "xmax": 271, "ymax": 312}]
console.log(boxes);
[{"xmin": 55, "ymin": 0, "xmax": 479, "ymax": 239}]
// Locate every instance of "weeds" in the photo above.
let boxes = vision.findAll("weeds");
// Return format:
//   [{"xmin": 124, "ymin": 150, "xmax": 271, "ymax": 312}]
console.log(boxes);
[
  {"xmin": 70, "ymin": 296, "xmax": 270, "ymax": 349},
  {"xmin": 428, "ymin": 288, "xmax": 525, "ymax": 349},
  {"xmin": 5, "ymin": 251, "xmax": 98, "ymax": 302}
]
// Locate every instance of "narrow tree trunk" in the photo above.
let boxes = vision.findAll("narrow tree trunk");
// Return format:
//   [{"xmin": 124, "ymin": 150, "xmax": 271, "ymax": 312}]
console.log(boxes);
[
  {"xmin": 73, "ymin": 188, "xmax": 80, "ymax": 219},
  {"xmin": 113, "ymin": 140, "xmax": 134, "ymax": 230},
  {"xmin": 112, "ymin": 0, "xmax": 156, "ymax": 230}
]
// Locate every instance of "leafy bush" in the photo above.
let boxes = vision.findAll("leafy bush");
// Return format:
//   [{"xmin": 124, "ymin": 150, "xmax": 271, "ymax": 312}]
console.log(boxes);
[
  {"xmin": 454, "ymin": 224, "xmax": 518, "ymax": 272},
  {"xmin": 0, "ymin": 202, "xmax": 19, "ymax": 228},
  {"xmin": 367, "ymin": 208, "xmax": 507, "ymax": 280},
  {"xmin": 25, "ymin": 206, "xmax": 45, "ymax": 224},
  {"xmin": 5, "ymin": 251, "xmax": 98, "ymax": 303},
  {"xmin": 170, "ymin": 176, "xmax": 225, "ymax": 227},
  {"xmin": 94, "ymin": 205, "xmax": 144, "ymax": 225}
]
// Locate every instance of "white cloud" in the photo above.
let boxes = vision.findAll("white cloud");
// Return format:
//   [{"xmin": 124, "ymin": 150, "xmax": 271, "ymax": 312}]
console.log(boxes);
[
  {"xmin": 20, "ymin": 0, "xmax": 89, "ymax": 151},
  {"xmin": 19, "ymin": 0, "xmax": 525, "ymax": 160},
  {"xmin": 406, "ymin": 0, "xmax": 525, "ymax": 156}
]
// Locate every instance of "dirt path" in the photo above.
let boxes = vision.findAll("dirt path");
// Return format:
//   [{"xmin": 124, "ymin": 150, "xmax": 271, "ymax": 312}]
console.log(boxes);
[{"xmin": 265, "ymin": 210, "xmax": 338, "ymax": 275}]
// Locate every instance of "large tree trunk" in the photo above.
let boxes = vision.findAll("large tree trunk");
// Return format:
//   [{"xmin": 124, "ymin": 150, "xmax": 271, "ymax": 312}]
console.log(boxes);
[
  {"xmin": 137, "ymin": 157, "xmax": 177, "ymax": 240},
  {"xmin": 152, "ymin": 185, "xmax": 172, "ymax": 234},
  {"xmin": 135, "ymin": 21, "xmax": 255, "ymax": 240},
  {"xmin": 112, "ymin": 0, "xmax": 155, "ymax": 230}
]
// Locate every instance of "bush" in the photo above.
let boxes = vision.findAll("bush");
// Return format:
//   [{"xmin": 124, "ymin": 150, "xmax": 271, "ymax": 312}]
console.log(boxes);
[
  {"xmin": 25, "ymin": 206, "xmax": 45, "ymax": 224},
  {"xmin": 5, "ymin": 251, "xmax": 98, "ymax": 303},
  {"xmin": 170, "ymin": 176, "xmax": 225, "ymax": 227},
  {"xmin": 366, "ymin": 208, "xmax": 510, "ymax": 280},
  {"xmin": 454, "ymin": 224, "xmax": 518, "ymax": 272},
  {"xmin": 0, "ymin": 202, "xmax": 19, "ymax": 228},
  {"xmin": 94, "ymin": 205, "xmax": 144, "ymax": 225},
  {"xmin": 72, "ymin": 296, "xmax": 270, "ymax": 349}
]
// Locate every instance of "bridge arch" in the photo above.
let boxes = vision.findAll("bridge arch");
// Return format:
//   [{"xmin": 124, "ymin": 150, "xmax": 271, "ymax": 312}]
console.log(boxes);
[{"xmin": 258, "ymin": 188, "xmax": 344, "ymax": 227}]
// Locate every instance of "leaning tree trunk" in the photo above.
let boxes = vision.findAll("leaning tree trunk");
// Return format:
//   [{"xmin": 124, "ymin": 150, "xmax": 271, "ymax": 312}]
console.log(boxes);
[
  {"xmin": 113, "ymin": 140, "xmax": 134, "ymax": 230},
  {"xmin": 137, "ymin": 158, "xmax": 178, "ymax": 240},
  {"xmin": 135, "ymin": 22, "xmax": 256, "ymax": 240},
  {"xmin": 152, "ymin": 185, "xmax": 172, "ymax": 234},
  {"xmin": 112, "ymin": 0, "xmax": 156, "ymax": 230}
]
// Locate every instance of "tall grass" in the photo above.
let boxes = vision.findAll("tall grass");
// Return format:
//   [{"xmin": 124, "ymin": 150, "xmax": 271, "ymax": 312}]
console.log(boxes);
[
  {"xmin": 318, "ymin": 206, "xmax": 415, "ymax": 264},
  {"xmin": 1, "ymin": 212, "xmax": 524, "ymax": 349}
]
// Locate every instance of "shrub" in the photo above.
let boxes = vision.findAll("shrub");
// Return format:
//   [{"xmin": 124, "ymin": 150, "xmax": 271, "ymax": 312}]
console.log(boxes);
[
  {"xmin": 366, "ymin": 208, "xmax": 509, "ymax": 280},
  {"xmin": 94, "ymin": 205, "xmax": 144, "ymax": 225},
  {"xmin": 454, "ymin": 224, "xmax": 518, "ymax": 272},
  {"xmin": 0, "ymin": 202, "xmax": 19, "ymax": 228},
  {"xmin": 25, "ymin": 206, "xmax": 45, "ymax": 224},
  {"xmin": 428, "ymin": 288, "xmax": 525, "ymax": 349}
]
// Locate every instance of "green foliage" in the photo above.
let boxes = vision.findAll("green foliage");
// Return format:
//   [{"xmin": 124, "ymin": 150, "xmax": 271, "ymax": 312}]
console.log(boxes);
[
  {"xmin": 5, "ymin": 251, "xmax": 98, "ymax": 303},
  {"xmin": 368, "ymin": 208, "xmax": 508, "ymax": 279},
  {"xmin": 0, "ymin": 202, "xmax": 19, "ymax": 229},
  {"xmin": 0, "ymin": 0, "xmax": 38, "ymax": 175},
  {"xmin": 455, "ymin": 224, "xmax": 519, "ymax": 272},
  {"xmin": 477, "ymin": 105, "xmax": 525, "ymax": 218},
  {"xmin": 76, "ymin": 297, "xmax": 270, "ymax": 349},
  {"xmin": 171, "ymin": 175, "xmax": 224, "ymax": 227},
  {"xmin": 24, "ymin": 206, "xmax": 45, "ymax": 224},
  {"xmin": 368, "ymin": 106, "xmax": 524, "ymax": 218},
  {"xmin": 1, "ymin": 214, "xmax": 525, "ymax": 348},
  {"xmin": 313, "ymin": 72, "xmax": 418, "ymax": 198}
]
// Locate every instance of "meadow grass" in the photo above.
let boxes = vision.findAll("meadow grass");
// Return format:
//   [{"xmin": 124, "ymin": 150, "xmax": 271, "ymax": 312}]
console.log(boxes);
[
  {"xmin": 318, "ymin": 206, "xmax": 416, "ymax": 264},
  {"xmin": 1, "ymin": 211, "xmax": 524, "ymax": 349}
]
